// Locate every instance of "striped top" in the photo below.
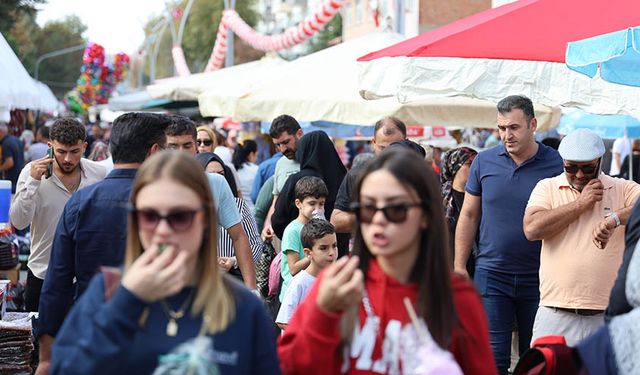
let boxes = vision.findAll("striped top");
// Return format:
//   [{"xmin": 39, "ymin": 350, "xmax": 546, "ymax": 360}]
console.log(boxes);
[{"xmin": 218, "ymin": 198, "xmax": 262, "ymax": 261}]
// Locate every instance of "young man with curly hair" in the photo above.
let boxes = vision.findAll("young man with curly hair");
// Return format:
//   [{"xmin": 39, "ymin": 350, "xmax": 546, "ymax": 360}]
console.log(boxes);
[{"xmin": 10, "ymin": 117, "xmax": 106, "ymax": 312}]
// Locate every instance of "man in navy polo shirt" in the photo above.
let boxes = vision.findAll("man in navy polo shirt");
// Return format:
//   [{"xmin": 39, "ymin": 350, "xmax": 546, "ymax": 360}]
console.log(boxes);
[{"xmin": 454, "ymin": 95, "xmax": 563, "ymax": 375}]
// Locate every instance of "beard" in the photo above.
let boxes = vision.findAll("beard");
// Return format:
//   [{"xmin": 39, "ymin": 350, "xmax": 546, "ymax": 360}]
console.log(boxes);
[{"xmin": 55, "ymin": 159, "xmax": 80, "ymax": 175}]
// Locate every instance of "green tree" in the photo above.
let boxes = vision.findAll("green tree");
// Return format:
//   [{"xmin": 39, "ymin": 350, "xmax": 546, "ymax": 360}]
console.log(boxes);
[
  {"xmin": 6, "ymin": 12, "xmax": 40, "ymax": 70},
  {"xmin": 139, "ymin": 0, "xmax": 262, "ymax": 81},
  {"xmin": 0, "ymin": 0, "xmax": 45, "ymax": 34},
  {"xmin": 308, "ymin": 13, "xmax": 342, "ymax": 53}
]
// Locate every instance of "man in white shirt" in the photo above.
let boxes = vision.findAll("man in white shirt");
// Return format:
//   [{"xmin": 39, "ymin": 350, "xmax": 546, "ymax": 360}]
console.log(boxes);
[
  {"xmin": 610, "ymin": 136, "xmax": 631, "ymax": 176},
  {"xmin": 10, "ymin": 117, "xmax": 106, "ymax": 311}
]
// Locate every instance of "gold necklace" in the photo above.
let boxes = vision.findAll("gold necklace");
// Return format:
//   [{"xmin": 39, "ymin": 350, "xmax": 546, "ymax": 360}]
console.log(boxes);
[{"xmin": 159, "ymin": 289, "xmax": 196, "ymax": 337}]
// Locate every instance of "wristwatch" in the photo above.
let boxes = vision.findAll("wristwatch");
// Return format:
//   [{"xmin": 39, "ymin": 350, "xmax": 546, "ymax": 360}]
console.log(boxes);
[{"xmin": 607, "ymin": 212, "xmax": 621, "ymax": 228}]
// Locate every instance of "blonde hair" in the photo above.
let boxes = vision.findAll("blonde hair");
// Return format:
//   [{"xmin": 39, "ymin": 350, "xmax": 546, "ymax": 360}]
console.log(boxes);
[
  {"xmin": 196, "ymin": 126, "xmax": 219, "ymax": 149},
  {"xmin": 125, "ymin": 151, "xmax": 234, "ymax": 333}
]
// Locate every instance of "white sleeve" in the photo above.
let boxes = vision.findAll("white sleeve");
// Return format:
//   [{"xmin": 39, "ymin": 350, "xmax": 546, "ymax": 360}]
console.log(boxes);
[
  {"xmin": 612, "ymin": 139, "xmax": 623, "ymax": 154},
  {"xmin": 275, "ymin": 276, "xmax": 302, "ymax": 324},
  {"xmin": 10, "ymin": 164, "xmax": 40, "ymax": 230}
]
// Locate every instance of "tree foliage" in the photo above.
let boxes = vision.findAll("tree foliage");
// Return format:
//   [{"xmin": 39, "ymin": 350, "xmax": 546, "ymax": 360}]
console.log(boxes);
[
  {"xmin": 8, "ymin": 14, "xmax": 87, "ymax": 99},
  {"xmin": 140, "ymin": 0, "xmax": 262, "ymax": 81},
  {"xmin": 0, "ymin": 0, "xmax": 45, "ymax": 34},
  {"xmin": 308, "ymin": 13, "xmax": 343, "ymax": 53}
]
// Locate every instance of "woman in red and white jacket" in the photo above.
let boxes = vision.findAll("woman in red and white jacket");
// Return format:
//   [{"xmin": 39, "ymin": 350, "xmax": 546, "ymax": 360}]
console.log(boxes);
[{"xmin": 278, "ymin": 148, "xmax": 496, "ymax": 375}]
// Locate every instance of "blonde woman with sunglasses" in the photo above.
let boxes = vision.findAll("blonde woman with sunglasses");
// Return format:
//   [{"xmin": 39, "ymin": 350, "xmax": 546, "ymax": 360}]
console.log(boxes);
[
  {"xmin": 51, "ymin": 151, "xmax": 280, "ymax": 375},
  {"xmin": 196, "ymin": 126, "xmax": 218, "ymax": 154}
]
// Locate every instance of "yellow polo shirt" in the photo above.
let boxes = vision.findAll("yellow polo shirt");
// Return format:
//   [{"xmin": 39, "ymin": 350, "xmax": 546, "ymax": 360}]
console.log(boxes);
[{"xmin": 527, "ymin": 173, "xmax": 640, "ymax": 310}]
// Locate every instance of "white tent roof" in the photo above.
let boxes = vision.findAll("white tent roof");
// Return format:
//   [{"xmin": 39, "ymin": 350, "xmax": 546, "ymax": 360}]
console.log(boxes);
[
  {"xmin": 147, "ymin": 56, "xmax": 286, "ymax": 102},
  {"xmin": 34, "ymin": 81, "xmax": 62, "ymax": 113},
  {"xmin": 359, "ymin": 56, "xmax": 640, "ymax": 120},
  {"xmin": 0, "ymin": 32, "xmax": 59, "ymax": 116},
  {"xmin": 198, "ymin": 32, "xmax": 559, "ymax": 129}
]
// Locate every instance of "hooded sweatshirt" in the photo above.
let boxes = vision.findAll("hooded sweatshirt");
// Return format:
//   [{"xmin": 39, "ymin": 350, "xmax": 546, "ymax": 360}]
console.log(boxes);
[{"xmin": 278, "ymin": 259, "xmax": 496, "ymax": 375}]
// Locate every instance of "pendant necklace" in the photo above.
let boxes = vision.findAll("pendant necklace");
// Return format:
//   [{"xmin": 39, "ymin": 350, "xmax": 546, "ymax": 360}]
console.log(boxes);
[{"xmin": 160, "ymin": 289, "xmax": 196, "ymax": 337}]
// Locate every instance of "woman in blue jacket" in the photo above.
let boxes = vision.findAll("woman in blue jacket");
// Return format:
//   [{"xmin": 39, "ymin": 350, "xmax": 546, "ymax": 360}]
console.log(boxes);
[{"xmin": 51, "ymin": 151, "xmax": 280, "ymax": 375}]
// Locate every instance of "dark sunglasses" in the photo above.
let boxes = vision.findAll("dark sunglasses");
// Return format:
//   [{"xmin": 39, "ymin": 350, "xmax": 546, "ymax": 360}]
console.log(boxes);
[
  {"xmin": 564, "ymin": 164, "xmax": 598, "ymax": 175},
  {"xmin": 131, "ymin": 207, "xmax": 203, "ymax": 231},
  {"xmin": 350, "ymin": 202, "xmax": 424, "ymax": 224},
  {"xmin": 196, "ymin": 139, "xmax": 213, "ymax": 146}
]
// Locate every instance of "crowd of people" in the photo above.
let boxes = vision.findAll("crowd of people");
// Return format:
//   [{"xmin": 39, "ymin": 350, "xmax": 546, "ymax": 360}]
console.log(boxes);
[{"xmin": 0, "ymin": 94, "xmax": 638, "ymax": 374}]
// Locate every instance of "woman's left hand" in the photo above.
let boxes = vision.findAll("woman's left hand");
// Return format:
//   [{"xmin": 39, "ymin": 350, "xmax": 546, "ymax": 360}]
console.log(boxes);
[{"xmin": 218, "ymin": 257, "xmax": 234, "ymax": 272}]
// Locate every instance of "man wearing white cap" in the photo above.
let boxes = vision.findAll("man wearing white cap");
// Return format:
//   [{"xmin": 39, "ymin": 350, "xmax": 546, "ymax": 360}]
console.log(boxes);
[{"xmin": 524, "ymin": 128, "xmax": 640, "ymax": 346}]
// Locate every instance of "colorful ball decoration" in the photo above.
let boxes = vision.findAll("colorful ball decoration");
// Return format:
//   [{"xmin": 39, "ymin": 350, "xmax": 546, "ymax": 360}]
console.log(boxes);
[{"xmin": 69, "ymin": 43, "xmax": 130, "ymax": 113}]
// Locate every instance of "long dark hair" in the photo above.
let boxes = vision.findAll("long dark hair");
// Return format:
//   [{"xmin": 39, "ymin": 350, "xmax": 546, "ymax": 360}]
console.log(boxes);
[
  {"xmin": 232, "ymin": 139, "xmax": 257, "ymax": 170},
  {"xmin": 351, "ymin": 148, "xmax": 457, "ymax": 348}
]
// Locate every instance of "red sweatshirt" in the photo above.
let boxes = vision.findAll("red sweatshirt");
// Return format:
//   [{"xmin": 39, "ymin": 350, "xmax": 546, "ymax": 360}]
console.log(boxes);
[{"xmin": 278, "ymin": 259, "xmax": 497, "ymax": 374}]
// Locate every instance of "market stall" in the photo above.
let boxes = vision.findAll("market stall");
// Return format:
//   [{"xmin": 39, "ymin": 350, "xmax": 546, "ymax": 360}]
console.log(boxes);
[
  {"xmin": 198, "ymin": 32, "xmax": 559, "ymax": 130},
  {"xmin": 357, "ymin": 0, "xmax": 640, "ymax": 119}
]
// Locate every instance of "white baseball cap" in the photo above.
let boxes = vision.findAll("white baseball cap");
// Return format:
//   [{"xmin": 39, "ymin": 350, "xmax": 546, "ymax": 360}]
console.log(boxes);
[{"xmin": 558, "ymin": 128, "xmax": 605, "ymax": 162}]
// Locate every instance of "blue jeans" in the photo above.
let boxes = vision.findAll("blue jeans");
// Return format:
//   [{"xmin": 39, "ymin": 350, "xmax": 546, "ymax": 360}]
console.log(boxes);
[{"xmin": 474, "ymin": 267, "xmax": 540, "ymax": 375}]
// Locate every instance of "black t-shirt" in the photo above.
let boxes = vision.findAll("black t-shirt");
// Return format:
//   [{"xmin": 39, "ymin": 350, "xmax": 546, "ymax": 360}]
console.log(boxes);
[
  {"xmin": 334, "ymin": 164, "xmax": 364, "ymax": 212},
  {"xmin": 1, "ymin": 135, "xmax": 24, "ymax": 193}
]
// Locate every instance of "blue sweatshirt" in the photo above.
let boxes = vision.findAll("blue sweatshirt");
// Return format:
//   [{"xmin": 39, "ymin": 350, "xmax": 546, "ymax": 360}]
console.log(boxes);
[{"xmin": 51, "ymin": 275, "xmax": 280, "ymax": 374}]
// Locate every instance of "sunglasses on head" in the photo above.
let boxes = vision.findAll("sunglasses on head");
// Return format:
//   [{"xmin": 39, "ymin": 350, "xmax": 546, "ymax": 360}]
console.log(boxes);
[
  {"xmin": 196, "ymin": 139, "xmax": 213, "ymax": 146},
  {"xmin": 563, "ymin": 164, "xmax": 598, "ymax": 175},
  {"xmin": 350, "ymin": 202, "xmax": 424, "ymax": 224},
  {"xmin": 131, "ymin": 207, "xmax": 203, "ymax": 231}
]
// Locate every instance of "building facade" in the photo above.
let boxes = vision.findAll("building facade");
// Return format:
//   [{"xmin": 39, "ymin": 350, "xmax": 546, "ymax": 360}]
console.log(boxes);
[{"xmin": 342, "ymin": 0, "xmax": 492, "ymax": 40}]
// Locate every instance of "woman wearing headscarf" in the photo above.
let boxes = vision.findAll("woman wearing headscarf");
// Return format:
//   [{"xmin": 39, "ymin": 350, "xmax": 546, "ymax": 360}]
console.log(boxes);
[
  {"xmin": 271, "ymin": 131, "xmax": 348, "ymax": 256},
  {"xmin": 196, "ymin": 152, "xmax": 239, "ymax": 196},
  {"xmin": 441, "ymin": 147, "xmax": 477, "ymax": 277}
]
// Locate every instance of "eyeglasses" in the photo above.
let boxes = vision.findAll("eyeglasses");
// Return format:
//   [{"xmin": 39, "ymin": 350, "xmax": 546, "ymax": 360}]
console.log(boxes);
[
  {"xmin": 196, "ymin": 139, "xmax": 213, "ymax": 146},
  {"xmin": 131, "ymin": 207, "xmax": 203, "ymax": 231},
  {"xmin": 564, "ymin": 164, "xmax": 598, "ymax": 175},
  {"xmin": 350, "ymin": 202, "xmax": 424, "ymax": 224}
]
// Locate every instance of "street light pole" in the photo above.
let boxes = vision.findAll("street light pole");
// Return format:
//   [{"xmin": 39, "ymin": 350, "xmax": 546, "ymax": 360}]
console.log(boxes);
[
  {"xmin": 224, "ymin": 0, "xmax": 237, "ymax": 68},
  {"xmin": 34, "ymin": 44, "xmax": 86, "ymax": 80}
]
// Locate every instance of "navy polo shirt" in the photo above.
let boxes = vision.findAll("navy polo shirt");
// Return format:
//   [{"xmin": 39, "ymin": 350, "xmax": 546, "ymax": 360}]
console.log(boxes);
[
  {"xmin": 38, "ymin": 168, "xmax": 137, "ymax": 338},
  {"xmin": 466, "ymin": 143, "xmax": 563, "ymax": 274}
]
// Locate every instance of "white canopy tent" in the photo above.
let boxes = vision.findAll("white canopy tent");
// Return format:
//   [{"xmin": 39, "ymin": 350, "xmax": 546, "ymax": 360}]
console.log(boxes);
[
  {"xmin": 198, "ymin": 32, "xmax": 559, "ymax": 129},
  {"xmin": 0, "ymin": 32, "xmax": 60, "ymax": 121},
  {"xmin": 147, "ymin": 56, "xmax": 286, "ymax": 102},
  {"xmin": 358, "ymin": 56, "xmax": 640, "ymax": 119}
]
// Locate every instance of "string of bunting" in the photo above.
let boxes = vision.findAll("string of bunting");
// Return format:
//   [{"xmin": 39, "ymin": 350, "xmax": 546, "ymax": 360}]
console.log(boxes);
[{"xmin": 202, "ymin": 0, "xmax": 346, "ymax": 72}]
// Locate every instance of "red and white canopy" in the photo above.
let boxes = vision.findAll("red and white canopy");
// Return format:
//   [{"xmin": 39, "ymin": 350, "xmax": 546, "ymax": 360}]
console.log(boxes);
[{"xmin": 358, "ymin": 0, "xmax": 640, "ymax": 118}]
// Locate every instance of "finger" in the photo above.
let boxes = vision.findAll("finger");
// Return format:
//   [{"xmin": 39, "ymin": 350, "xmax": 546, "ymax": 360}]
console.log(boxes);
[
  {"xmin": 135, "ymin": 244, "xmax": 162, "ymax": 266},
  {"xmin": 595, "ymin": 230, "xmax": 611, "ymax": 242},
  {"xmin": 149, "ymin": 244, "xmax": 179, "ymax": 271},
  {"xmin": 333, "ymin": 256, "xmax": 360, "ymax": 285},
  {"xmin": 344, "ymin": 269, "xmax": 364, "ymax": 294},
  {"xmin": 323, "ymin": 256, "xmax": 350, "ymax": 279},
  {"xmin": 157, "ymin": 250, "xmax": 189, "ymax": 283}
]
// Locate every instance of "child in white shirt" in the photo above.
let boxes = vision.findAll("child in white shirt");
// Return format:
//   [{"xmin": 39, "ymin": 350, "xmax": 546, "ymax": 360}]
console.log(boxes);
[{"xmin": 276, "ymin": 219, "xmax": 337, "ymax": 330}]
